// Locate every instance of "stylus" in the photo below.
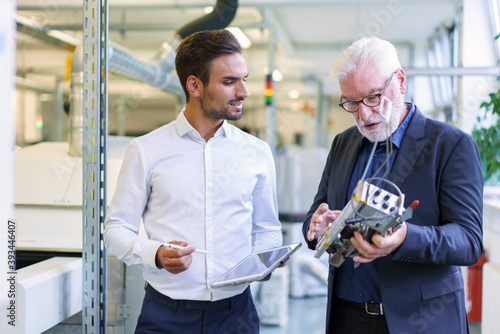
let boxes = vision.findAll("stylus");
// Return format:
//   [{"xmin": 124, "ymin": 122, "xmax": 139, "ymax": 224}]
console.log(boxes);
[{"xmin": 163, "ymin": 243, "xmax": 210, "ymax": 254}]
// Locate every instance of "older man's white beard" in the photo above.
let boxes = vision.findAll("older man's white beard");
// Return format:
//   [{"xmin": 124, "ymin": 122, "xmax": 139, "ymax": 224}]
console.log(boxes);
[
  {"xmin": 358, "ymin": 119, "xmax": 389, "ymax": 142},
  {"xmin": 358, "ymin": 109, "xmax": 401, "ymax": 142}
]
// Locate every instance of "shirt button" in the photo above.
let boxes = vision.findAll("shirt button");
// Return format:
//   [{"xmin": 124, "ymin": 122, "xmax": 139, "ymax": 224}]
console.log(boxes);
[{"xmin": 358, "ymin": 292, "xmax": 364, "ymax": 297}]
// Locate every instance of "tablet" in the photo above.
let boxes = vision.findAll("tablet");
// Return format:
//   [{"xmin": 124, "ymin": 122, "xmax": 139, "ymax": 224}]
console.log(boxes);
[{"xmin": 210, "ymin": 242, "xmax": 302, "ymax": 288}]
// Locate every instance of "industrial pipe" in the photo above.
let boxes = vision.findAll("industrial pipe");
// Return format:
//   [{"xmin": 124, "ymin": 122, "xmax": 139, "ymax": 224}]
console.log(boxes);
[{"xmin": 107, "ymin": 0, "xmax": 238, "ymax": 95}]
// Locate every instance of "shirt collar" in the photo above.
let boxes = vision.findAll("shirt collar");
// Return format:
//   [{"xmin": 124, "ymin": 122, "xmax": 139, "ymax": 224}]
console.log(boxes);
[
  {"xmin": 175, "ymin": 108, "xmax": 230, "ymax": 139},
  {"xmin": 391, "ymin": 103, "xmax": 415, "ymax": 148},
  {"xmin": 361, "ymin": 103, "xmax": 415, "ymax": 149},
  {"xmin": 175, "ymin": 109, "xmax": 195, "ymax": 137},
  {"xmin": 218, "ymin": 119, "xmax": 230, "ymax": 138}
]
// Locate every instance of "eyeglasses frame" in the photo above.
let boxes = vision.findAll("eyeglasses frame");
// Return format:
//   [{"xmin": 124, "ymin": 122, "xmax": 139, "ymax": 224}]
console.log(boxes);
[{"xmin": 338, "ymin": 70, "xmax": 397, "ymax": 113}]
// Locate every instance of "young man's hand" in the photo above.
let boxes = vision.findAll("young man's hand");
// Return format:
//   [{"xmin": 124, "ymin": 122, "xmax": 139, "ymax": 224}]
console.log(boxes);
[{"xmin": 156, "ymin": 241, "xmax": 195, "ymax": 274}]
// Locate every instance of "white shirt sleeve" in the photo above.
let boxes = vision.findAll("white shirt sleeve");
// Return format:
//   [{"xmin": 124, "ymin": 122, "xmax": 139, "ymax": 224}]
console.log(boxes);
[
  {"xmin": 251, "ymin": 143, "xmax": 283, "ymax": 251},
  {"xmin": 103, "ymin": 140, "xmax": 163, "ymax": 272}
]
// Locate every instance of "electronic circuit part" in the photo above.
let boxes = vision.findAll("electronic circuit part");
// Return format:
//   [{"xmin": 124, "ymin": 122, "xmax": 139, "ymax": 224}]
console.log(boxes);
[{"xmin": 314, "ymin": 180, "xmax": 415, "ymax": 268}]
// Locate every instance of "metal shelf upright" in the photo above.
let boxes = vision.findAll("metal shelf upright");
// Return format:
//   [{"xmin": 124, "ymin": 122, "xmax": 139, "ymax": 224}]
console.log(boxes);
[{"xmin": 82, "ymin": 0, "xmax": 109, "ymax": 333}]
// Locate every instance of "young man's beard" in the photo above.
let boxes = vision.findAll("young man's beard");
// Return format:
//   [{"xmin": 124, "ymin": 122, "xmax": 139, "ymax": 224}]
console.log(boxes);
[{"xmin": 200, "ymin": 90, "xmax": 243, "ymax": 121}]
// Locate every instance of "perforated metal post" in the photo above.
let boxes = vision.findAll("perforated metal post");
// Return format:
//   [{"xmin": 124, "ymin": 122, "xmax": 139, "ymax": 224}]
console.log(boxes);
[{"xmin": 82, "ymin": 0, "xmax": 108, "ymax": 333}]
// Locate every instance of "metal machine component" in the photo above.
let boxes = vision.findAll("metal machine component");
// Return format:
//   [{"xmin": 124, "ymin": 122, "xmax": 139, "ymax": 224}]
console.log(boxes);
[{"xmin": 314, "ymin": 179, "xmax": 416, "ymax": 268}]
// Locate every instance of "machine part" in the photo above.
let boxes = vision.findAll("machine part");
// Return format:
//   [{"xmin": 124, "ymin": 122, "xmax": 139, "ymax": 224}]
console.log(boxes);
[
  {"xmin": 300, "ymin": 256, "xmax": 329, "ymax": 284},
  {"xmin": 314, "ymin": 179, "xmax": 414, "ymax": 268},
  {"xmin": 252, "ymin": 266, "xmax": 289, "ymax": 326},
  {"xmin": 116, "ymin": 304, "xmax": 130, "ymax": 321},
  {"xmin": 16, "ymin": 257, "xmax": 82, "ymax": 334},
  {"xmin": 281, "ymin": 221, "xmax": 328, "ymax": 298}
]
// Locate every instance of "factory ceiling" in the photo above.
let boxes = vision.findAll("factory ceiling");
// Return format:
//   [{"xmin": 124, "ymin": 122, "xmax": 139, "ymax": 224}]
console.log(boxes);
[{"xmin": 16, "ymin": 0, "xmax": 460, "ymax": 110}]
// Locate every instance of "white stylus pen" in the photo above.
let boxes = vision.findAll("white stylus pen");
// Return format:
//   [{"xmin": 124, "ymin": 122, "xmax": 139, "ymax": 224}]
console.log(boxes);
[{"xmin": 163, "ymin": 243, "xmax": 210, "ymax": 254}]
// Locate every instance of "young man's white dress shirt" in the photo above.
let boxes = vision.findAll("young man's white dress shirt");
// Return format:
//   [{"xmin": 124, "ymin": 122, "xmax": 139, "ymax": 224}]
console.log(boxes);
[{"xmin": 104, "ymin": 110, "xmax": 282, "ymax": 301}]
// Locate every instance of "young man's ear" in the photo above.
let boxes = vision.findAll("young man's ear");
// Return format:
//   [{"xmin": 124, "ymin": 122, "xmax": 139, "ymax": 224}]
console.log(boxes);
[{"xmin": 186, "ymin": 75, "xmax": 202, "ymax": 98}]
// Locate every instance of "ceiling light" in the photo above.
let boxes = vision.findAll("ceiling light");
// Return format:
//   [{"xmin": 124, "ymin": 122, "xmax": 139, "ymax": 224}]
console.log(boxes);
[
  {"xmin": 204, "ymin": 6, "xmax": 214, "ymax": 14},
  {"xmin": 288, "ymin": 90, "xmax": 300, "ymax": 99},
  {"xmin": 227, "ymin": 27, "xmax": 251, "ymax": 49},
  {"xmin": 272, "ymin": 69, "xmax": 283, "ymax": 82}
]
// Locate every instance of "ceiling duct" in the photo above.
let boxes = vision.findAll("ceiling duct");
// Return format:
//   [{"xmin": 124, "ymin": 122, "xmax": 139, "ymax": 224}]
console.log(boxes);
[
  {"xmin": 16, "ymin": 14, "xmax": 79, "ymax": 52},
  {"xmin": 16, "ymin": 0, "xmax": 239, "ymax": 96},
  {"xmin": 176, "ymin": 0, "xmax": 238, "ymax": 39},
  {"xmin": 107, "ymin": 42, "xmax": 184, "ymax": 96},
  {"xmin": 108, "ymin": 0, "xmax": 238, "ymax": 96},
  {"xmin": 68, "ymin": 0, "xmax": 239, "ymax": 156}
]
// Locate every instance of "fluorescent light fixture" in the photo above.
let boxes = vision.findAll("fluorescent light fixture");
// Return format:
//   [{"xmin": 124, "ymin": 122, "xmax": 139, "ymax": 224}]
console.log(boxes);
[
  {"xmin": 227, "ymin": 27, "xmax": 251, "ymax": 49},
  {"xmin": 263, "ymin": 67, "xmax": 283, "ymax": 81},
  {"xmin": 288, "ymin": 90, "xmax": 300, "ymax": 99},
  {"xmin": 272, "ymin": 69, "xmax": 283, "ymax": 82}
]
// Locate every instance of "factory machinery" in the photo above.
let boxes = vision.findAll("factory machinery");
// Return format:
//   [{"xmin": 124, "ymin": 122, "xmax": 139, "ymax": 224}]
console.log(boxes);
[{"xmin": 15, "ymin": 138, "xmax": 139, "ymax": 333}]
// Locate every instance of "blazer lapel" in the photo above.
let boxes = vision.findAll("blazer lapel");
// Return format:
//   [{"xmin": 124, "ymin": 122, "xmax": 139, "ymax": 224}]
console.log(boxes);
[
  {"xmin": 389, "ymin": 107, "xmax": 426, "ymax": 189},
  {"xmin": 332, "ymin": 129, "xmax": 363, "ymax": 207}
]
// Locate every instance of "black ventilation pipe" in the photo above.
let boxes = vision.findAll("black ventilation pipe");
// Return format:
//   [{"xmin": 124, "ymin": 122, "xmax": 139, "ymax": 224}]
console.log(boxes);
[{"xmin": 176, "ymin": 0, "xmax": 238, "ymax": 39}]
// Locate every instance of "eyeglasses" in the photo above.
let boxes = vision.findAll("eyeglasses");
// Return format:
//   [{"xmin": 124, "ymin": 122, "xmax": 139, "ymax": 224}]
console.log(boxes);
[{"xmin": 339, "ymin": 71, "xmax": 397, "ymax": 113}]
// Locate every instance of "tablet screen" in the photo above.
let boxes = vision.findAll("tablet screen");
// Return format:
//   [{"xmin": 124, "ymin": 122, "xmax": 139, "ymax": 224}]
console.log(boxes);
[{"xmin": 210, "ymin": 242, "xmax": 302, "ymax": 288}]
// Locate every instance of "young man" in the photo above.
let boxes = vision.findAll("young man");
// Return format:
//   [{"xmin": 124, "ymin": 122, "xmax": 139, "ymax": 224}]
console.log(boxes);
[
  {"xmin": 303, "ymin": 37, "xmax": 483, "ymax": 334},
  {"xmin": 104, "ymin": 29, "xmax": 282, "ymax": 334}
]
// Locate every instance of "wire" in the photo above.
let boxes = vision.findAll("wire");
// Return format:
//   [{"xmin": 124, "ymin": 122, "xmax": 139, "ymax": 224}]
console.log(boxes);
[
  {"xmin": 358, "ymin": 138, "xmax": 379, "ymax": 187},
  {"xmin": 350, "ymin": 96, "xmax": 402, "ymax": 222},
  {"xmin": 371, "ymin": 136, "xmax": 394, "ymax": 185}
]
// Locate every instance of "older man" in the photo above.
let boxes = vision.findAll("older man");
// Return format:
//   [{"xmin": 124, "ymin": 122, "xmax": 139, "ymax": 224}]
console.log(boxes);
[{"xmin": 303, "ymin": 37, "xmax": 483, "ymax": 334}]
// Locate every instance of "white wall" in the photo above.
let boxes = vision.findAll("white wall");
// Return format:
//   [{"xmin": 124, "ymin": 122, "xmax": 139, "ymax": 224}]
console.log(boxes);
[{"xmin": 461, "ymin": 0, "xmax": 499, "ymax": 133}]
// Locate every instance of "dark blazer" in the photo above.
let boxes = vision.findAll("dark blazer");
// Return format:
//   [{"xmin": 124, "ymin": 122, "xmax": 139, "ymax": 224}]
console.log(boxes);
[{"xmin": 303, "ymin": 105, "xmax": 483, "ymax": 334}]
